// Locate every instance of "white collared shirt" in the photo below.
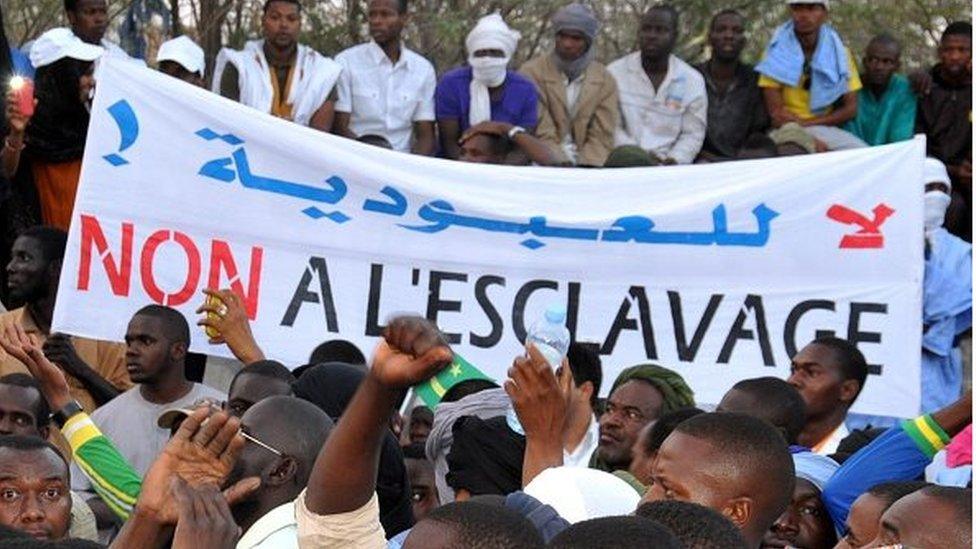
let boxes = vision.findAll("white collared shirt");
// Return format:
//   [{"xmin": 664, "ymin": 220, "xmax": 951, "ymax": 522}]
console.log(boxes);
[
  {"xmin": 335, "ymin": 41, "xmax": 436, "ymax": 152},
  {"xmin": 607, "ymin": 52, "xmax": 707, "ymax": 164},
  {"xmin": 812, "ymin": 423, "xmax": 850, "ymax": 456},
  {"xmin": 563, "ymin": 414, "xmax": 600, "ymax": 468},
  {"xmin": 560, "ymin": 73, "xmax": 587, "ymax": 164},
  {"xmin": 237, "ymin": 500, "xmax": 298, "ymax": 549}
]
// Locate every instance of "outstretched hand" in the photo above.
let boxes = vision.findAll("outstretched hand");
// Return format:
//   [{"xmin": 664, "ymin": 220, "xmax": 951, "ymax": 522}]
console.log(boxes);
[
  {"xmin": 0, "ymin": 323, "xmax": 73, "ymax": 411},
  {"xmin": 196, "ymin": 288, "xmax": 265, "ymax": 364},
  {"xmin": 136, "ymin": 407, "xmax": 260, "ymax": 525},
  {"xmin": 370, "ymin": 316, "xmax": 453, "ymax": 388}
]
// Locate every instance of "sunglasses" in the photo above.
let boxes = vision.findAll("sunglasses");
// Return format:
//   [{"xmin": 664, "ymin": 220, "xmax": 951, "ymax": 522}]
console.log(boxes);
[{"xmin": 240, "ymin": 429, "xmax": 284, "ymax": 457}]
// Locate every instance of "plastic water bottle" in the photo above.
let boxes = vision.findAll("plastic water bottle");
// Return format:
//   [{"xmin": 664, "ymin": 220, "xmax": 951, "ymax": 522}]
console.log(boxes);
[{"xmin": 506, "ymin": 305, "xmax": 571, "ymax": 435}]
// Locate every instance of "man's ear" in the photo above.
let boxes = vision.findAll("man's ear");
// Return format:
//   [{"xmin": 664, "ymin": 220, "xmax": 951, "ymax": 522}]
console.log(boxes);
[
  {"xmin": 266, "ymin": 456, "xmax": 298, "ymax": 488},
  {"xmin": 722, "ymin": 497, "xmax": 753, "ymax": 530},
  {"xmin": 580, "ymin": 381, "xmax": 595, "ymax": 404},
  {"xmin": 47, "ymin": 259, "xmax": 63, "ymax": 289},
  {"xmin": 170, "ymin": 341, "xmax": 188, "ymax": 363},
  {"xmin": 839, "ymin": 379, "xmax": 860, "ymax": 405}
]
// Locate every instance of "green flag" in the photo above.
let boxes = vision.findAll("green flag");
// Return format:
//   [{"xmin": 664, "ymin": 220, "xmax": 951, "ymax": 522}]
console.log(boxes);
[{"xmin": 415, "ymin": 354, "xmax": 494, "ymax": 409}]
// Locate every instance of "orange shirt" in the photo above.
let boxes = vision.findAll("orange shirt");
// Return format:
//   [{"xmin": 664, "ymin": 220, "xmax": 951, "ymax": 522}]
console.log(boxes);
[{"xmin": 0, "ymin": 306, "xmax": 131, "ymax": 413}]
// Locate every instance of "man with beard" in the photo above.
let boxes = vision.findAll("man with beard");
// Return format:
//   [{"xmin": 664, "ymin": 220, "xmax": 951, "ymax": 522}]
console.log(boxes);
[
  {"xmin": 520, "ymin": 3, "xmax": 618, "ymax": 167},
  {"xmin": 0, "ymin": 227, "xmax": 129, "ymax": 413},
  {"xmin": 844, "ymin": 34, "xmax": 915, "ymax": 146},
  {"xmin": 694, "ymin": 9, "xmax": 769, "ymax": 160}
]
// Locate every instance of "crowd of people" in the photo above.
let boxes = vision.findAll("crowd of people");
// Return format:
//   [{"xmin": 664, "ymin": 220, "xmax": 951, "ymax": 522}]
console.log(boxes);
[{"xmin": 0, "ymin": 0, "xmax": 972, "ymax": 547}]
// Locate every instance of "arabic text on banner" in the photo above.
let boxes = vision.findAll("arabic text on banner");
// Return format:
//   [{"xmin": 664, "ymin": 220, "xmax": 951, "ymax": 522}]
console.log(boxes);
[{"xmin": 54, "ymin": 59, "xmax": 925, "ymax": 416}]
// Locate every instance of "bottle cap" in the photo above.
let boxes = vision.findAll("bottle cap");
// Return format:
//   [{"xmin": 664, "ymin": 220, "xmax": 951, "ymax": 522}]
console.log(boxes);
[{"xmin": 544, "ymin": 304, "xmax": 567, "ymax": 324}]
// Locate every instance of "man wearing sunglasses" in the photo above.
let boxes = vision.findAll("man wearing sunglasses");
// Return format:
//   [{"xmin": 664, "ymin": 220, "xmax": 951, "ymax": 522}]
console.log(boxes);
[{"xmin": 757, "ymin": 0, "xmax": 866, "ymax": 151}]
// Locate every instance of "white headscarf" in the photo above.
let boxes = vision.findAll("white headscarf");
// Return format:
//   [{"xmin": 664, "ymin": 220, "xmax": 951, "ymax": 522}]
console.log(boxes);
[
  {"xmin": 923, "ymin": 157, "xmax": 952, "ymax": 241},
  {"xmin": 465, "ymin": 13, "xmax": 521, "ymax": 127},
  {"xmin": 524, "ymin": 467, "xmax": 641, "ymax": 523}
]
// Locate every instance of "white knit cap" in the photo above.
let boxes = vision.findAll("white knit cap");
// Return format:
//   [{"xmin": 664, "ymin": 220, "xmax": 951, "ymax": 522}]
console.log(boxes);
[{"xmin": 924, "ymin": 157, "xmax": 952, "ymax": 194}]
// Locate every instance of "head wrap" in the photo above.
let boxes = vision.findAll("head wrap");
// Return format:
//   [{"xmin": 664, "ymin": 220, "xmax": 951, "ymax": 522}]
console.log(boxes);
[
  {"xmin": 466, "ymin": 13, "xmax": 520, "ymax": 126},
  {"xmin": 293, "ymin": 363, "xmax": 415, "ymax": 538},
  {"xmin": 792, "ymin": 451, "xmax": 839, "ymax": 493},
  {"xmin": 426, "ymin": 387, "xmax": 511, "ymax": 503},
  {"xmin": 769, "ymin": 123, "xmax": 817, "ymax": 154},
  {"xmin": 551, "ymin": 3, "xmax": 599, "ymax": 81},
  {"xmin": 609, "ymin": 364, "xmax": 695, "ymax": 415},
  {"xmin": 524, "ymin": 467, "xmax": 641, "ymax": 523},
  {"xmin": 446, "ymin": 415, "xmax": 525, "ymax": 497},
  {"xmin": 923, "ymin": 157, "xmax": 953, "ymax": 239},
  {"xmin": 604, "ymin": 145, "xmax": 659, "ymax": 167}
]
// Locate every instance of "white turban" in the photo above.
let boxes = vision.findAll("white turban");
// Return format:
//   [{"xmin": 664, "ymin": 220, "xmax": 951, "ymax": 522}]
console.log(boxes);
[
  {"xmin": 465, "ymin": 14, "xmax": 521, "ymax": 127},
  {"xmin": 465, "ymin": 13, "xmax": 521, "ymax": 58}
]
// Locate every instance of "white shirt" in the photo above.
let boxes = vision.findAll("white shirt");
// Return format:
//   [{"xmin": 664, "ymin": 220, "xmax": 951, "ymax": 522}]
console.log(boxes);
[
  {"xmin": 607, "ymin": 52, "xmax": 707, "ymax": 164},
  {"xmin": 563, "ymin": 414, "xmax": 600, "ymax": 468},
  {"xmin": 560, "ymin": 74, "xmax": 586, "ymax": 164},
  {"xmin": 237, "ymin": 501, "xmax": 298, "ymax": 549},
  {"xmin": 812, "ymin": 423, "xmax": 849, "ymax": 456},
  {"xmin": 335, "ymin": 41, "xmax": 436, "ymax": 152}
]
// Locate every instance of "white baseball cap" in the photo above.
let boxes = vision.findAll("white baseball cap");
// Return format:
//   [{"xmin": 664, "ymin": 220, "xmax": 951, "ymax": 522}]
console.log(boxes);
[
  {"xmin": 29, "ymin": 27, "xmax": 104, "ymax": 69},
  {"xmin": 156, "ymin": 35, "xmax": 205, "ymax": 76}
]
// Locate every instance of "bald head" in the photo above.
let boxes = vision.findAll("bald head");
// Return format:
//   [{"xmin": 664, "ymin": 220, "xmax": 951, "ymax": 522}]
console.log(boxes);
[{"xmin": 245, "ymin": 396, "xmax": 332, "ymax": 483}]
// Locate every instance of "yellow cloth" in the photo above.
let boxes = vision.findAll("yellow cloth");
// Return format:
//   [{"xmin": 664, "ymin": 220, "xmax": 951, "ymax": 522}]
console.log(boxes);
[
  {"xmin": 269, "ymin": 64, "xmax": 296, "ymax": 121},
  {"xmin": 759, "ymin": 48, "xmax": 862, "ymax": 120}
]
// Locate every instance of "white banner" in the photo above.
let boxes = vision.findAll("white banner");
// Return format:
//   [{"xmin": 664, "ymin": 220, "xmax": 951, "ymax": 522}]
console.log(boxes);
[{"xmin": 55, "ymin": 60, "xmax": 925, "ymax": 416}]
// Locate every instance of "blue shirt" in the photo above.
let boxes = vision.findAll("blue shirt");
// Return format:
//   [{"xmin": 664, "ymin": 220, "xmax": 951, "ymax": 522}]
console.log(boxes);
[{"xmin": 434, "ymin": 66, "xmax": 538, "ymax": 133}]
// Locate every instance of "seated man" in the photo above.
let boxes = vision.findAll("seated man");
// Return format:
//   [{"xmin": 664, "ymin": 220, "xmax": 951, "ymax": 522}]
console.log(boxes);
[
  {"xmin": 590, "ymin": 363, "xmax": 695, "ymax": 473},
  {"xmin": 870, "ymin": 485, "xmax": 971, "ymax": 548},
  {"xmin": 716, "ymin": 376, "xmax": 806, "ymax": 445},
  {"xmin": 608, "ymin": 5, "xmax": 706, "ymax": 164},
  {"xmin": 0, "ymin": 227, "xmax": 129, "ymax": 415},
  {"xmin": 64, "ymin": 0, "xmax": 134, "ymax": 60},
  {"xmin": 333, "ymin": 0, "xmax": 436, "ymax": 155},
  {"xmin": 757, "ymin": 0, "xmax": 866, "ymax": 150},
  {"xmin": 70, "ymin": 305, "xmax": 225, "ymax": 530},
  {"xmin": 915, "ymin": 22, "xmax": 972, "ymax": 240},
  {"xmin": 458, "ymin": 121, "xmax": 558, "ymax": 165},
  {"xmin": 156, "ymin": 35, "xmax": 205, "ymax": 87},
  {"xmin": 694, "ymin": 9, "xmax": 769, "ymax": 160},
  {"xmin": 641, "ymin": 412, "xmax": 795, "ymax": 548},
  {"xmin": 224, "ymin": 359, "xmax": 295, "ymax": 418},
  {"xmin": 214, "ymin": 0, "xmax": 341, "ymax": 131},
  {"xmin": 787, "ymin": 336, "xmax": 868, "ymax": 454},
  {"xmin": 436, "ymin": 13, "xmax": 537, "ymax": 160},
  {"xmin": 0, "ymin": 435, "xmax": 72, "ymax": 541},
  {"xmin": 920, "ymin": 158, "xmax": 971, "ymax": 413},
  {"xmin": 844, "ymin": 34, "xmax": 916, "ymax": 145},
  {"xmin": 520, "ymin": 3, "xmax": 618, "ymax": 166}
]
